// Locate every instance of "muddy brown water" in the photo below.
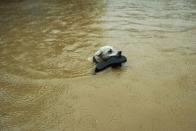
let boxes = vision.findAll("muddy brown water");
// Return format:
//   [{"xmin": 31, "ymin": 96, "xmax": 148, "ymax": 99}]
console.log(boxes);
[{"xmin": 0, "ymin": 0, "xmax": 196, "ymax": 131}]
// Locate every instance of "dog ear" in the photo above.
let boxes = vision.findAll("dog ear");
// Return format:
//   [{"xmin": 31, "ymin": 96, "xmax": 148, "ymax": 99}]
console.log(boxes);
[{"xmin": 95, "ymin": 50, "xmax": 103, "ymax": 56}]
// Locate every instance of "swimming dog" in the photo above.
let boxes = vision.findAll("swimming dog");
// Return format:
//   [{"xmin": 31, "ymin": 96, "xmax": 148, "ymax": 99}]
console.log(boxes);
[{"xmin": 89, "ymin": 46, "xmax": 121, "ymax": 64}]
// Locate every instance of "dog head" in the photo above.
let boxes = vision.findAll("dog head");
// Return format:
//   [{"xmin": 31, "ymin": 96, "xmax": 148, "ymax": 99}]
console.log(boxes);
[{"xmin": 94, "ymin": 46, "xmax": 121, "ymax": 63}]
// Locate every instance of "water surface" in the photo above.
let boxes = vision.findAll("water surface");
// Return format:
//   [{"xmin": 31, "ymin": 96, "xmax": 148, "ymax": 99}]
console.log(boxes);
[{"xmin": 0, "ymin": 0, "xmax": 196, "ymax": 131}]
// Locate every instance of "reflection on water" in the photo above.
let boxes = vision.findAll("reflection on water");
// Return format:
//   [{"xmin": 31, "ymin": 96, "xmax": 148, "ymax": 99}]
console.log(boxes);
[{"xmin": 0, "ymin": 0, "xmax": 196, "ymax": 131}]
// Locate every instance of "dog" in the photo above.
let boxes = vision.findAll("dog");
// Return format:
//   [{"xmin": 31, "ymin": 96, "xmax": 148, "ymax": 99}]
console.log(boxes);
[{"xmin": 89, "ymin": 46, "xmax": 122, "ymax": 64}]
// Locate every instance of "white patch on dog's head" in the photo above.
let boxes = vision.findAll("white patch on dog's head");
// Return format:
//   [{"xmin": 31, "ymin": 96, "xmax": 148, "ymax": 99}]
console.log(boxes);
[
  {"xmin": 93, "ymin": 46, "xmax": 120, "ymax": 63},
  {"xmin": 99, "ymin": 46, "xmax": 119, "ymax": 59}
]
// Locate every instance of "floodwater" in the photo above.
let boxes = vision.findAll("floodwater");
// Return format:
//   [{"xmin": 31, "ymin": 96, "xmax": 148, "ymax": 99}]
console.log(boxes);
[{"xmin": 0, "ymin": 0, "xmax": 196, "ymax": 130}]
